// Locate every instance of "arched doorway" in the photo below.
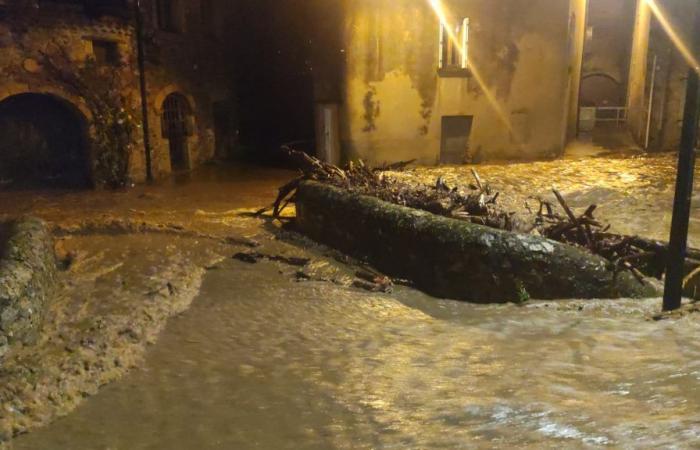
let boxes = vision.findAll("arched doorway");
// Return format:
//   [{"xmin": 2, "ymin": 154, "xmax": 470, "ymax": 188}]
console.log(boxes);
[
  {"xmin": 580, "ymin": 73, "xmax": 625, "ymax": 107},
  {"xmin": 162, "ymin": 93, "xmax": 193, "ymax": 172},
  {"xmin": 0, "ymin": 93, "xmax": 91, "ymax": 189}
]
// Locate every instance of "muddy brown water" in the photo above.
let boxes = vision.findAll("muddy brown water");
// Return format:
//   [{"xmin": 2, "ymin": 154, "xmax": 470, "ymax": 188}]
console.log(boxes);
[{"xmin": 8, "ymin": 154, "xmax": 700, "ymax": 449}]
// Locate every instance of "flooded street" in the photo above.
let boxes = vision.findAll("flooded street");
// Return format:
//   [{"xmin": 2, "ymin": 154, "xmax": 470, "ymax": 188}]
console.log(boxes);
[{"xmin": 7, "ymin": 154, "xmax": 700, "ymax": 449}]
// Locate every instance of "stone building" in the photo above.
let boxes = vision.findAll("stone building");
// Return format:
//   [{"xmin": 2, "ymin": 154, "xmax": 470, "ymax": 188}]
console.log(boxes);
[
  {"xmin": 0, "ymin": 0, "xmax": 237, "ymax": 188},
  {"xmin": 303, "ymin": 0, "xmax": 699, "ymax": 166}
]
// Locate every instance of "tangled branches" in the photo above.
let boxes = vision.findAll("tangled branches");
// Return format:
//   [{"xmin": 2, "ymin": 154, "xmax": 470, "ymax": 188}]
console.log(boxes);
[
  {"xmin": 262, "ymin": 147, "xmax": 696, "ymax": 283},
  {"xmin": 261, "ymin": 147, "xmax": 526, "ymax": 232}
]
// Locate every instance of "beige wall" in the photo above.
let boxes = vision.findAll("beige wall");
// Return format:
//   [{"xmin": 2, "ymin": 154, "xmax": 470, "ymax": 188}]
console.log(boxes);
[
  {"xmin": 625, "ymin": 0, "xmax": 698, "ymax": 150},
  {"xmin": 336, "ymin": 0, "xmax": 575, "ymax": 166},
  {"xmin": 566, "ymin": 0, "xmax": 588, "ymax": 140},
  {"xmin": 626, "ymin": 0, "xmax": 651, "ymax": 144}
]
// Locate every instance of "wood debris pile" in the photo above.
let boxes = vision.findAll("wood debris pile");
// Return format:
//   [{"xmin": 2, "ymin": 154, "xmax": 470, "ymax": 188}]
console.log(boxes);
[{"xmin": 262, "ymin": 147, "xmax": 685, "ymax": 283}]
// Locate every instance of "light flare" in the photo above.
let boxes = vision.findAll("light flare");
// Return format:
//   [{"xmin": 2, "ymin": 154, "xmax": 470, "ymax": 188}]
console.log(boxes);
[
  {"xmin": 426, "ymin": 0, "xmax": 519, "ymax": 142},
  {"xmin": 645, "ymin": 0, "xmax": 700, "ymax": 73}
]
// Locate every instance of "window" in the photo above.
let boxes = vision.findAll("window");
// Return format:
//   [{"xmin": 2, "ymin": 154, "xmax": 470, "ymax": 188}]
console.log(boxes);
[
  {"xmin": 92, "ymin": 40, "xmax": 120, "ymax": 65},
  {"xmin": 439, "ymin": 17, "xmax": 469, "ymax": 76},
  {"xmin": 201, "ymin": 0, "xmax": 214, "ymax": 28},
  {"xmin": 156, "ymin": 0, "xmax": 179, "ymax": 32}
]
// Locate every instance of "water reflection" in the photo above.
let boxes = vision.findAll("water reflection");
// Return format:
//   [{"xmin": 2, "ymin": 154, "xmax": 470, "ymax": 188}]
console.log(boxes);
[
  {"xmin": 11, "ymin": 153, "xmax": 700, "ymax": 449},
  {"xmin": 13, "ymin": 256, "xmax": 700, "ymax": 449}
]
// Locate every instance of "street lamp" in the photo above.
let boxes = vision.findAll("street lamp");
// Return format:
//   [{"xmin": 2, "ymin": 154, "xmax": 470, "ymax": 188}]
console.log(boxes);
[{"xmin": 662, "ymin": 2, "xmax": 700, "ymax": 311}]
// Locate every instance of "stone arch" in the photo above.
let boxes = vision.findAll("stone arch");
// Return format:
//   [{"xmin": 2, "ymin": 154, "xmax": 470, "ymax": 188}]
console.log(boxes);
[
  {"xmin": 153, "ymin": 84, "xmax": 196, "ymax": 114},
  {"xmin": 580, "ymin": 72, "xmax": 626, "ymax": 107},
  {"xmin": 0, "ymin": 92, "xmax": 93, "ymax": 189},
  {"xmin": 161, "ymin": 92, "xmax": 195, "ymax": 171},
  {"xmin": 0, "ymin": 86, "xmax": 94, "ymax": 124}
]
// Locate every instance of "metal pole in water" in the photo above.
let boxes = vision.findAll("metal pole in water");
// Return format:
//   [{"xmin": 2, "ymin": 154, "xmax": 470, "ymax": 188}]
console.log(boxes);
[
  {"xmin": 663, "ymin": 5, "xmax": 700, "ymax": 311},
  {"xmin": 135, "ymin": 0, "xmax": 153, "ymax": 182}
]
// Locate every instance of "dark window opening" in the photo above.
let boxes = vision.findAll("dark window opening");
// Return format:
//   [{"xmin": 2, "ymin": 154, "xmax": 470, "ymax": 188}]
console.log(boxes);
[
  {"xmin": 0, "ymin": 94, "xmax": 91, "ymax": 189},
  {"xmin": 162, "ymin": 93, "xmax": 193, "ymax": 171},
  {"xmin": 201, "ymin": 0, "xmax": 214, "ymax": 31},
  {"xmin": 156, "ymin": 0, "xmax": 180, "ymax": 32},
  {"xmin": 92, "ymin": 40, "xmax": 120, "ymax": 65},
  {"xmin": 439, "ymin": 17, "xmax": 470, "ymax": 78},
  {"xmin": 440, "ymin": 115, "xmax": 473, "ymax": 164}
]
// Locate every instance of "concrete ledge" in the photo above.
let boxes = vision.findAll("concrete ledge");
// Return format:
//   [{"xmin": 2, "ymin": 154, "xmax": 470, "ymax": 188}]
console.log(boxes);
[
  {"xmin": 0, "ymin": 218, "xmax": 57, "ymax": 358},
  {"xmin": 296, "ymin": 181, "xmax": 658, "ymax": 302}
]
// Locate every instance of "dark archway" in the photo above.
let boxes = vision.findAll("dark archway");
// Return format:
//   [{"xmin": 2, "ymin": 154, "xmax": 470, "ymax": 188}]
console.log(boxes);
[
  {"xmin": 0, "ymin": 93, "xmax": 91, "ymax": 189},
  {"xmin": 580, "ymin": 73, "xmax": 625, "ymax": 107},
  {"xmin": 162, "ymin": 93, "xmax": 193, "ymax": 172}
]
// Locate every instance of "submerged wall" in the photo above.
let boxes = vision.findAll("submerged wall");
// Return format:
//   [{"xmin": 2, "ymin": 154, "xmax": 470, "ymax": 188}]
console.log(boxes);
[
  {"xmin": 335, "ymin": 0, "xmax": 576, "ymax": 165},
  {"xmin": 296, "ymin": 181, "xmax": 656, "ymax": 302},
  {"xmin": 0, "ymin": 218, "xmax": 57, "ymax": 360}
]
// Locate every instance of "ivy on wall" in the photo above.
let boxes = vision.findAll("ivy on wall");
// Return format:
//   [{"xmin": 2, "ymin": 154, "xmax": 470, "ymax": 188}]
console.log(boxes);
[{"xmin": 36, "ymin": 45, "xmax": 140, "ymax": 189}]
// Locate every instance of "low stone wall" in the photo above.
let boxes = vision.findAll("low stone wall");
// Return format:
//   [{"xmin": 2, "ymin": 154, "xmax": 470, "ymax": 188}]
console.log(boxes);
[
  {"xmin": 296, "ymin": 181, "xmax": 658, "ymax": 302},
  {"xmin": 0, "ymin": 218, "xmax": 57, "ymax": 359}
]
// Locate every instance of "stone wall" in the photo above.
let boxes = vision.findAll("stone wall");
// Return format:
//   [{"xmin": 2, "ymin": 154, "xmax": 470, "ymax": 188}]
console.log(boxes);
[
  {"xmin": 0, "ymin": 2, "xmax": 142, "ymax": 186},
  {"xmin": 0, "ymin": 0, "xmax": 236, "ymax": 186},
  {"xmin": 0, "ymin": 218, "xmax": 57, "ymax": 360},
  {"xmin": 296, "ymin": 181, "xmax": 657, "ymax": 302}
]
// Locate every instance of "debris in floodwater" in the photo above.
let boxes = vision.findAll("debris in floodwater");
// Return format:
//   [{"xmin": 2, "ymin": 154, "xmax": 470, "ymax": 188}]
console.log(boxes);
[
  {"xmin": 353, "ymin": 269, "xmax": 393, "ymax": 293},
  {"xmin": 295, "ymin": 270, "xmax": 312, "ymax": 281},
  {"xmin": 264, "ymin": 147, "xmax": 700, "ymax": 285},
  {"xmin": 352, "ymin": 278, "xmax": 393, "ymax": 293},
  {"xmin": 224, "ymin": 236, "xmax": 260, "ymax": 248},
  {"xmin": 233, "ymin": 252, "xmax": 259, "ymax": 264},
  {"xmin": 233, "ymin": 251, "xmax": 310, "ymax": 267}
]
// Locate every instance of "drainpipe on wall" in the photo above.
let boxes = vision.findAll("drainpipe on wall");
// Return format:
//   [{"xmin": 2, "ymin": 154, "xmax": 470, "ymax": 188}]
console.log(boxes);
[
  {"xmin": 644, "ymin": 54, "xmax": 658, "ymax": 149},
  {"xmin": 135, "ymin": 0, "xmax": 153, "ymax": 182}
]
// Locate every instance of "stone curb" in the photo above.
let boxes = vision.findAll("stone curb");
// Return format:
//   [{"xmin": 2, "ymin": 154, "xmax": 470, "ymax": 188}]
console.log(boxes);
[{"xmin": 0, "ymin": 217, "xmax": 57, "ymax": 359}]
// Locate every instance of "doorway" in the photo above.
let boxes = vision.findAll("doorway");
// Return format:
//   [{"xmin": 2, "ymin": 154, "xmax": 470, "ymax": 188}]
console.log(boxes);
[
  {"xmin": 0, "ymin": 93, "xmax": 91, "ymax": 189},
  {"xmin": 440, "ymin": 116, "xmax": 473, "ymax": 164},
  {"xmin": 576, "ymin": 0, "xmax": 638, "ymax": 149},
  {"xmin": 162, "ymin": 93, "xmax": 193, "ymax": 171}
]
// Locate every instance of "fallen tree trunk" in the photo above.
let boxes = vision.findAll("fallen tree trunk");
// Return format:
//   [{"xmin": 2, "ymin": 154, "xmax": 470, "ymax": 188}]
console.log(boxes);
[{"xmin": 296, "ymin": 181, "xmax": 659, "ymax": 303}]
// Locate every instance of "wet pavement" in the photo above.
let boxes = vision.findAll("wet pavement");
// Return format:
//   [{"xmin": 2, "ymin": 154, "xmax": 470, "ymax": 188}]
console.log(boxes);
[{"xmin": 6, "ymin": 154, "xmax": 700, "ymax": 449}]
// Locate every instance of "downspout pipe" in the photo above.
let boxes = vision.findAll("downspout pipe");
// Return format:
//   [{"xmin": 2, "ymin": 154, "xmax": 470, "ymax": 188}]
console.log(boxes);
[{"xmin": 135, "ymin": 0, "xmax": 153, "ymax": 182}]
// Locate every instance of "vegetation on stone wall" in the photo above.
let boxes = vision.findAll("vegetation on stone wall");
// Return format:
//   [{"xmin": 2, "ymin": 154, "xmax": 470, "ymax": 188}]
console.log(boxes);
[{"xmin": 36, "ymin": 45, "xmax": 140, "ymax": 188}]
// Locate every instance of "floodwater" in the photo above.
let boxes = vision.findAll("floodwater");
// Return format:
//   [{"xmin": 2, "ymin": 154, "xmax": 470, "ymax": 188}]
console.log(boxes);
[{"xmin": 9, "ymin": 153, "xmax": 700, "ymax": 449}]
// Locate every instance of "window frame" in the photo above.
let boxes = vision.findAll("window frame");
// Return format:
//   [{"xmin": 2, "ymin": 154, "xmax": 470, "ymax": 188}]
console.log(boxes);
[
  {"xmin": 91, "ymin": 39, "xmax": 121, "ymax": 66},
  {"xmin": 438, "ymin": 17, "xmax": 470, "ymax": 78},
  {"xmin": 155, "ymin": 0, "xmax": 180, "ymax": 33}
]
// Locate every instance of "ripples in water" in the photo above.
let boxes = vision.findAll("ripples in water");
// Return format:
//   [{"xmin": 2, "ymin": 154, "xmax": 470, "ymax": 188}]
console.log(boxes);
[{"xmin": 14, "ymin": 255, "xmax": 700, "ymax": 449}]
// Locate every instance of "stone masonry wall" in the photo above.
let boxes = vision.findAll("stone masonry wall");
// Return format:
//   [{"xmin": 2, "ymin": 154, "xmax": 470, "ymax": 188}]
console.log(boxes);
[
  {"xmin": 0, "ymin": 218, "xmax": 57, "ymax": 360},
  {"xmin": 296, "ymin": 181, "xmax": 657, "ymax": 302},
  {"xmin": 0, "ymin": 0, "xmax": 235, "ymax": 185}
]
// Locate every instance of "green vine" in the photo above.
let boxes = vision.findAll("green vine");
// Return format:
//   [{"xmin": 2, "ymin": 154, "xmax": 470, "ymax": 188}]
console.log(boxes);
[{"xmin": 35, "ymin": 44, "xmax": 140, "ymax": 189}]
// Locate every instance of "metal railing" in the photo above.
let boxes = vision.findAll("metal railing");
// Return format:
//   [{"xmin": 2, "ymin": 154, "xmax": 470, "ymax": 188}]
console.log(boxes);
[{"xmin": 595, "ymin": 106, "xmax": 628, "ymax": 126}]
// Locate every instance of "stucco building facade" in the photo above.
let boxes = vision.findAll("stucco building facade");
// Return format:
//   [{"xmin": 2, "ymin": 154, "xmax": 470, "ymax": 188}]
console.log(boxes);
[{"xmin": 309, "ymin": 0, "xmax": 699, "ymax": 166}]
